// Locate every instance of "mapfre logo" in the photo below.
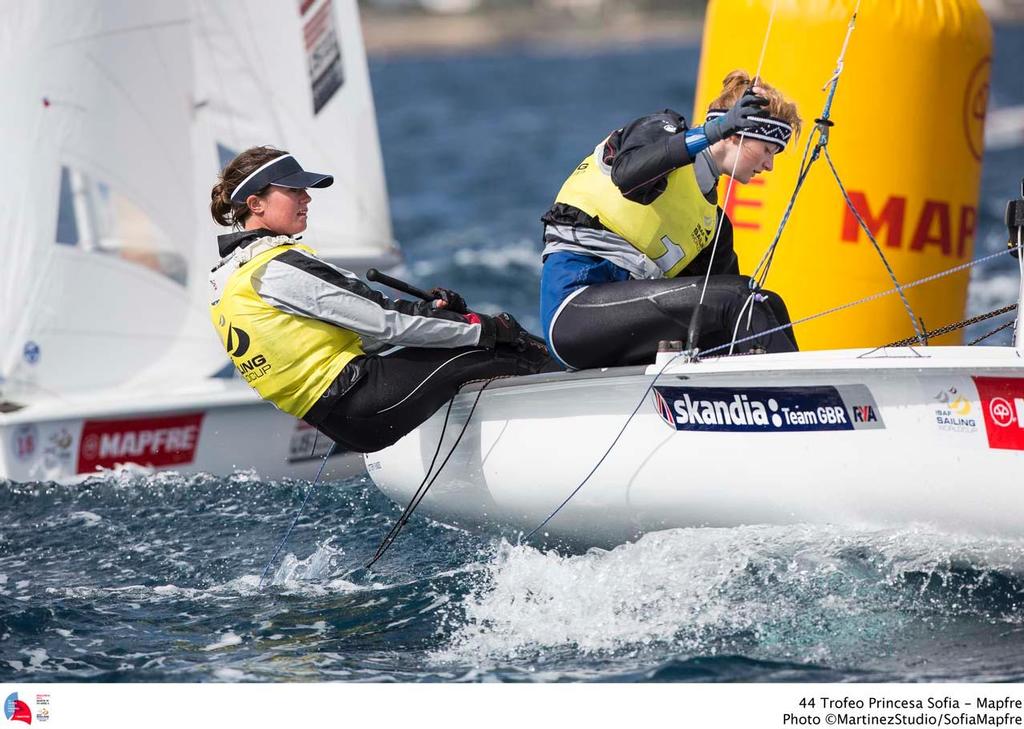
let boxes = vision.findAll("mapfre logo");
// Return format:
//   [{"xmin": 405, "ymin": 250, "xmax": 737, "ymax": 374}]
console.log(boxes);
[
  {"xmin": 76, "ymin": 413, "xmax": 204, "ymax": 473},
  {"xmin": 4, "ymin": 693, "xmax": 31, "ymax": 725},
  {"xmin": 974, "ymin": 376, "xmax": 1024, "ymax": 450}
]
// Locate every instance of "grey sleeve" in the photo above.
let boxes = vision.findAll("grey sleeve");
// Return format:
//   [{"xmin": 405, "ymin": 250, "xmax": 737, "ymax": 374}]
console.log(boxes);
[{"xmin": 250, "ymin": 249, "xmax": 483, "ymax": 349}]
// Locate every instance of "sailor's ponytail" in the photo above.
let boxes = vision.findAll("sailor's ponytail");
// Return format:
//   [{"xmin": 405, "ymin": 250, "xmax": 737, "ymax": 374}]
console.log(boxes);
[{"xmin": 210, "ymin": 145, "xmax": 289, "ymax": 227}]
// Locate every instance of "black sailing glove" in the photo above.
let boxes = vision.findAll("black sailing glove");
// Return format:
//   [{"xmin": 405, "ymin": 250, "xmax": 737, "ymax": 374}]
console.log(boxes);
[
  {"xmin": 471, "ymin": 312, "xmax": 530, "ymax": 350},
  {"xmin": 704, "ymin": 91, "xmax": 770, "ymax": 145},
  {"xmin": 429, "ymin": 286, "xmax": 469, "ymax": 314}
]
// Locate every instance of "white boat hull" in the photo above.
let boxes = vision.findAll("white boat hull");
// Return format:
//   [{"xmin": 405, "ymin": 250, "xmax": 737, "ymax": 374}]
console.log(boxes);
[
  {"xmin": 366, "ymin": 346, "xmax": 1024, "ymax": 546},
  {"xmin": 0, "ymin": 379, "xmax": 359, "ymax": 483}
]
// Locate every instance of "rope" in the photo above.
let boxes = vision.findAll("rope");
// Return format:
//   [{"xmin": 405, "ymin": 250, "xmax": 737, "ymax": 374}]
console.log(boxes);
[
  {"xmin": 703, "ymin": 244, "xmax": 1021, "ymax": 358},
  {"xmin": 523, "ymin": 353, "xmax": 681, "ymax": 541},
  {"xmin": 365, "ymin": 378, "xmax": 498, "ymax": 569},
  {"xmin": 881, "ymin": 304, "xmax": 1017, "ymax": 348},
  {"xmin": 694, "ymin": 0, "xmax": 779, "ymax": 311},
  {"xmin": 258, "ymin": 440, "xmax": 337, "ymax": 590},
  {"xmin": 823, "ymin": 146, "xmax": 925, "ymax": 344},
  {"xmin": 969, "ymin": 318, "xmax": 1018, "ymax": 346}
]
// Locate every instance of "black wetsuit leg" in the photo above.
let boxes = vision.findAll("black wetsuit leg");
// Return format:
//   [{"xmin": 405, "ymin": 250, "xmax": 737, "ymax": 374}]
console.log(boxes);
[
  {"xmin": 309, "ymin": 344, "xmax": 551, "ymax": 453},
  {"xmin": 549, "ymin": 275, "xmax": 796, "ymax": 370}
]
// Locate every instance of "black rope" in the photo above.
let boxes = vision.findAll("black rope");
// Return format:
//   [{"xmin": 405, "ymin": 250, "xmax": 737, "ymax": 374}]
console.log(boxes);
[
  {"xmin": 365, "ymin": 378, "xmax": 498, "ymax": 569},
  {"xmin": 881, "ymin": 304, "xmax": 1018, "ymax": 348},
  {"xmin": 968, "ymin": 318, "xmax": 1017, "ymax": 346}
]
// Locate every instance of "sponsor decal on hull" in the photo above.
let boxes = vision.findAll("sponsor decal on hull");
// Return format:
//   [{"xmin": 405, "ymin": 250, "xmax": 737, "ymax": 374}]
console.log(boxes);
[
  {"xmin": 652, "ymin": 384, "xmax": 884, "ymax": 433},
  {"xmin": 287, "ymin": 420, "xmax": 339, "ymax": 463},
  {"xmin": 974, "ymin": 376, "xmax": 1024, "ymax": 451},
  {"xmin": 77, "ymin": 413, "xmax": 204, "ymax": 473},
  {"xmin": 932, "ymin": 385, "xmax": 979, "ymax": 433}
]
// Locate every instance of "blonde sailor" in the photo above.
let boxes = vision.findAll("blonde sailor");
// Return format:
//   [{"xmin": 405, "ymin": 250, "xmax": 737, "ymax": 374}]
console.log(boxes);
[{"xmin": 539, "ymin": 70, "xmax": 802, "ymax": 369}]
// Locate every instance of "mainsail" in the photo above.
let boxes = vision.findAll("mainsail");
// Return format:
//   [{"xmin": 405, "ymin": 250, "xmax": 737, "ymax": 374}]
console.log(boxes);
[{"xmin": 0, "ymin": 0, "xmax": 396, "ymax": 401}]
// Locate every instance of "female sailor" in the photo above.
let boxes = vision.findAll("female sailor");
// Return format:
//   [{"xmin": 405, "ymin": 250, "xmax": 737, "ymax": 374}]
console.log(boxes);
[
  {"xmin": 209, "ymin": 146, "xmax": 549, "ymax": 453},
  {"xmin": 540, "ymin": 70, "xmax": 802, "ymax": 369}
]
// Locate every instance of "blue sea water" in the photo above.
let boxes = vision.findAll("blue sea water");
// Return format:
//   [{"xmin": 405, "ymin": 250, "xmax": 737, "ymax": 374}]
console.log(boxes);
[{"xmin": 3, "ymin": 29, "xmax": 1024, "ymax": 683}]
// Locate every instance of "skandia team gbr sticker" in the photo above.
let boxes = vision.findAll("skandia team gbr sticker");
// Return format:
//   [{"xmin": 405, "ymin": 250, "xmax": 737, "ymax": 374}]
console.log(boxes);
[{"xmin": 651, "ymin": 384, "xmax": 884, "ymax": 432}]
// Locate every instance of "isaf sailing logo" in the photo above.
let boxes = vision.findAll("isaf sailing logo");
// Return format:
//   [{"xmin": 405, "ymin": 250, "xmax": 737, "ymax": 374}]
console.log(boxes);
[
  {"xmin": 932, "ymin": 386, "xmax": 977, "ymax": 433},
  {"xmin": 223, "ymin": 322, "xmax": 271, "ymax": 384},
  {"xmin": 652, "ymin": 384, "xmax": 884, "ymax": 433}
]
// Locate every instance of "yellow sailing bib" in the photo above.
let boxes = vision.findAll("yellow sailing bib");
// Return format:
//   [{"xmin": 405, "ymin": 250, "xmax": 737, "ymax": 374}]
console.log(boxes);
[
  {"xmin": 209, "ymin": 243, "xmax": 362, "ymax": 418},
  {"xmin": 553, "ymin": 147, "xmax": 717, "ymax": 278}
]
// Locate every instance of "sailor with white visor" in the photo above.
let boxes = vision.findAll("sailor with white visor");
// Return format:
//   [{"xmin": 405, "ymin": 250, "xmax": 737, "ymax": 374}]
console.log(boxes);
[{"xmin": 209, "ymin": 147, "xmax": 551, "ymax": 453}]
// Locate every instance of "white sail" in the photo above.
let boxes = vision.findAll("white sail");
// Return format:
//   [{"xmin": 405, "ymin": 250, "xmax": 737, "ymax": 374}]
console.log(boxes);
[
  {"xmin": 189, "ymin": 0, "xmax": 397, "ymax": 270},
  {"xmin": 0, "ymin": 0, "xmax": 397, "ymax": 402},
  {"xmin": 0, "ymin": 0, "xmax": 202, "ymax": 399}
]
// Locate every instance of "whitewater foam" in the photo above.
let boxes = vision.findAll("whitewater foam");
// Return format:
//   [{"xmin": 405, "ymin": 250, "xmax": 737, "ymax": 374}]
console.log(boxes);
[{"xmin": 437, "ymin": 525, "xmax": 1024, "ymax": 666}]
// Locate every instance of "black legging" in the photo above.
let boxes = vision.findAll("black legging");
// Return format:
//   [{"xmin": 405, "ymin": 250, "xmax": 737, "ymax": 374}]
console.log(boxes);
[
  {"xmin": 550, "ymin": 275, "xmax": 797, "ymax": 369},
  {"xmin": 309, "ymin": 343, "xmax": 553, "ymax": 453}
]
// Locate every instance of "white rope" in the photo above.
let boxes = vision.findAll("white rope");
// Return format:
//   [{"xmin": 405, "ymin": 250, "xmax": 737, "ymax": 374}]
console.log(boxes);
[{"xmin": 696, "ymin": 0, "xmax": 779, "ymax": 309}]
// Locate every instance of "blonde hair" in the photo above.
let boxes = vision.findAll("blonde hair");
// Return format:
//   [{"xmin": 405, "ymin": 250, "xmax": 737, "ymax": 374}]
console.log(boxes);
[{"xmin": 707, "ymin": 70, "xmax": 802, "ymax": 141}]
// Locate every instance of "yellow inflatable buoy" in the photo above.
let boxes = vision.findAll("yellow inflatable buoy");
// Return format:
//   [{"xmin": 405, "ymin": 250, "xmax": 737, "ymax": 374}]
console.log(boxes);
[{"xmin": 694, "ymin": 0, "xmax": 992, "ymax": 348}]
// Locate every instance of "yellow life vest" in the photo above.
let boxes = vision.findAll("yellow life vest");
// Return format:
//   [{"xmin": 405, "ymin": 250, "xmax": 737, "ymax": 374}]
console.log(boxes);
[
  {"xmin": 209, "ymin": 242, "xmax": 362, "ymax": 418},
  {"xmin": 553, "ymin": 144, "xmax": 718, "ymax": 278}
]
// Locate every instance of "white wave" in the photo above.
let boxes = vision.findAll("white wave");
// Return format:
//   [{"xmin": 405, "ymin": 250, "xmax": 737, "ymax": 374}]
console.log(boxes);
[
  {"xmin": 68, "ymin": 511, "xmax": 102, "ymax": 527},
  {"xmin": 437, "ymin": 525, "xmax": 1024, "ymax": 664},
  {"xmin": 203, "ymin": 631, "xmax": 242, "ymax": 652}
]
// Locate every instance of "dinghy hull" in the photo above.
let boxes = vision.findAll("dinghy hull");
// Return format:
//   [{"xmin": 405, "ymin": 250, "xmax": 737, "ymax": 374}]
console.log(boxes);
[{"xmin": 367, "ymin": 347, "xmax": 1024, "ymax": 546}]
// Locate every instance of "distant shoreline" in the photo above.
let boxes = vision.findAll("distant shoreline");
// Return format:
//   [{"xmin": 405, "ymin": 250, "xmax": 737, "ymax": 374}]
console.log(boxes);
[{"xmin": 360, "ymin": 8, "xmax": 704, "ymax": 57}]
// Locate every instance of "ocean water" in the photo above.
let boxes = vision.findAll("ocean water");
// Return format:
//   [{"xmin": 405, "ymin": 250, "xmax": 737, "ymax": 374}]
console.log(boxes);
[{"xmin": 3, "ymin": 30, "xmax": 1024, "ymax": 683}]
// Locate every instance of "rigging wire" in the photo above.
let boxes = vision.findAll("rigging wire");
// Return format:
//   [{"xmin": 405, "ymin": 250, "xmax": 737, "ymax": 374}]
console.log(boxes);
[
  {"xmin": 522, "ymin": 352, "xmax": 682, "ymax": 542},
  {"xmin": 705, "ymin": 244, "xmax": 1022, "ymax": 357},
  {"xmin": 365, "ymin": 378, "xmax": 498, "ymax": 569},
  {"xmin": 693, "ymin": 0, "xmax": 779, "ymax": 313},
  {"xmin": 258, "ymin": 438, "xmax": 337, "ymax": 590},
  {"xmin": 522, "ymin": 242, "xmax": 1022, "ymax": 541},
  {"xmin": 725, "ymin": 0, "xmax": 928, "ymax": 351}
]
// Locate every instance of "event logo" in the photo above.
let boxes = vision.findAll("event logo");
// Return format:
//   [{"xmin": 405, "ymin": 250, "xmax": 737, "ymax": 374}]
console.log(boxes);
[
  {"xmin": 652, "ymin": 384, "xmax": 883, "ymax": 433},
  {"xmin": 973, "ymin": 376, "xmax": 1024, "ymax": 450},
  {"xmin": 77, "ymin": 413, "xmax": 204, "ymax": 473},
  {"xmin": 4, "ymin": 693, "xmax": 31, "ymax": 725},
  {"xmin": 933, "ymin": 386, "xmax": 978, "ymax": 433}
]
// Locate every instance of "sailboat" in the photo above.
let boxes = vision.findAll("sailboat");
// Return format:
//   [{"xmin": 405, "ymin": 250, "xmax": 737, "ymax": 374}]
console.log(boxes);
[
  {"xmin": 0, "ymin": 0, "xmax": 397, "ymax": 482},
  {"xmin": 366, "ymin": 193, "xmax": 1024, "ymax": 547}
]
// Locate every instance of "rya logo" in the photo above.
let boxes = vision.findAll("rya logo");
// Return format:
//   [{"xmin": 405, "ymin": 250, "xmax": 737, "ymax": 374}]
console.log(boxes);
[{"xmin": 225, "ymin": 324, "xmax": 250, "ymax": 358}]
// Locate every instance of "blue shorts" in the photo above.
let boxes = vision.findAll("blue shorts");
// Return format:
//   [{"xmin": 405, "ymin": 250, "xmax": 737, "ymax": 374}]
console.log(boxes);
[{"xmin": 539, "ymin": 252, "xmax": 630, "ymax": 365}]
